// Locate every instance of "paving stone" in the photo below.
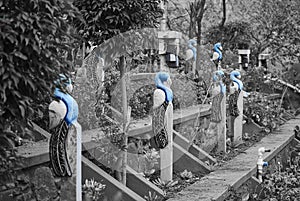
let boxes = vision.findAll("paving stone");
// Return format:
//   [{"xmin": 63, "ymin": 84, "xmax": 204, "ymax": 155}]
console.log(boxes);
[{"xmin": 168, "ymin": 116, "xmax": 300, "ymax": 201}]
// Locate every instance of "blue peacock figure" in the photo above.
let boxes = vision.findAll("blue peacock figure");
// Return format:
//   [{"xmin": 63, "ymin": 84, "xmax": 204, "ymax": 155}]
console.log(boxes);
[
  {"xmin": 230, "ymin": 70, "xmax": 243, "ymax": 91},
  {"xmin": 150, "ymin": 72, "xmax": 173, "ymax": 150},
  {"xmin": 186, "ymin": 39, "xmax": 197, "ymax": 61},
  {"xmin": 49, "ymin": 74, "xmax": 78, "ymax": 177},
  {"xmin": 211, "ymin": 42, "xmax": 223, "ymax": 70},
  {"xmin": 185, "ymin": 39, "xmax": 197, "ymax": 74},
  {"xmin": 228, "ymin": 70, "xmax": 243, "ymax": 117},
  {"xmin": 211, "ymin": 70, "xmax": 226, "ymax": 122},
  {"xmin": 213, "ymin": 70, "xmax": 226, "ymax": 94}
]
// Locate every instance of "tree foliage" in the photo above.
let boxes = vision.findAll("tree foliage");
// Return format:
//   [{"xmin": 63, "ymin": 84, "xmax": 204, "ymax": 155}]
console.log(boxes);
[
  {"xmin": 73, "ymin": 0, "xmax": 163, "ymax": 46},
  {"xmin": 72, "ymin": 0, "xmax": 164, "ymax": 137},
  {"xmin": 203, "ymin": 0, "xmax": 300, "ymax": 67},
  {"xmin": 246, "ymin": 0, "xmax": 300, "ymax": 65},
  {"xmin": 204, "ymin": 21, "xmax": 251, "ymax": 50},
  {"xmin": 0, "ymin": 0, "xmax": 79, "ymax": 142}
]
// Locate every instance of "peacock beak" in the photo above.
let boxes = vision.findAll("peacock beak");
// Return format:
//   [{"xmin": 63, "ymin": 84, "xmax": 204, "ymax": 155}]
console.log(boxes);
[{"xmin": 66, "ymin": 84, "xmax": 73, "ymax": 94}]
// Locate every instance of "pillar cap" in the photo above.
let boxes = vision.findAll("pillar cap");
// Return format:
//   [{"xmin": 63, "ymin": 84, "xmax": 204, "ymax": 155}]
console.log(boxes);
[
  {"xmin": 237, "ymin": 49, "xmax": 250, "ymax": 54},
  {"xmin": 158, "ymin": 31, "xmax": 182, "ymax": 39},
  {"xmin": 259, "ymin": 54, "xmax": 270, "ymax": 59}
]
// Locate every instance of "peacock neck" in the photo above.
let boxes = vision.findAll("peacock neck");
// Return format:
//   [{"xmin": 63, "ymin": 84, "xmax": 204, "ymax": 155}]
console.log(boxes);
[
  {"xmin": 188, "ymin": 44, "xmax": 197, "ymax": 61},
  {"xmin": 219, "ymin": 82, "xmax": 226, "ymax": 94},
  {"xmin": 230, "ymin": 72, "xmax": 243, "ymax": 90},
  {"xmin": 216, "ymin": 48, "xmax": 222, "ymax": 60},
  {"xmin": 157, "ymin": 85, "xmax": 173, "ymax": 103},
  {"xmin": 234, "ymin": 78, "xmax": 243, "ymax": 90}
]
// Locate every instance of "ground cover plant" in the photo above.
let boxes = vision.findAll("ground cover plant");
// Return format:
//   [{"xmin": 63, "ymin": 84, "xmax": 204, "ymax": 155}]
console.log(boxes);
[{"xmin": 226, "ymin": 140, "xmax": 300, "ymax": 201}]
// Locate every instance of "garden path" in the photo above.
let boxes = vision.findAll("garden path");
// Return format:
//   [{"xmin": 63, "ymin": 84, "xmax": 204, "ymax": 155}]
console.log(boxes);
[{"xmin": 168, "ymin": 115, "xmax": 300, "ymax": 201}]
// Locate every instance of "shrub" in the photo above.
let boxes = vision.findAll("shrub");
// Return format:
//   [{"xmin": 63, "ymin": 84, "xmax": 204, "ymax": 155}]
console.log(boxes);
[
  {"xmin": 255, "ymin": 161, "xmax": 300, "ymax": 200},
  {"xmin": 1, "ymin": 0, "xmax": 79, "ymax": 134},
  {"xmin": 0, "ymin": 0, "xmax": 80, "ymax": 184}
]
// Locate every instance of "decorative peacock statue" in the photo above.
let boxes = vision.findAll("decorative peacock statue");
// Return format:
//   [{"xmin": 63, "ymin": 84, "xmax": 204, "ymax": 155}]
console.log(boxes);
[
  {"xmin": 211, "ymin": 70, "xmax": 226, "ymax": 123},
  {"xmin": 49, "ymin": 74, "xmax": 79, "ymax": 177},
  {"xmin": 211, "ymin": 42, "xmax": 223, "ymax": 70},
  {"xmin": 185, "ymin": 39, "xmax": 197, "ymax": 75}
]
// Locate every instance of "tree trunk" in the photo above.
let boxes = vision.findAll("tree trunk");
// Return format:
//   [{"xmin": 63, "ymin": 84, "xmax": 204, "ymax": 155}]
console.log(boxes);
[
  {"xmin": 188, "ymin": 2, "xmax": 197, "ymax": 39},
  {"xmin": 220, "ymin": 0, "xmax": 226, "ymax": 28},
  {"xmin": 195, "ymin": 0, "xmax": 207, "ymax": 81}
]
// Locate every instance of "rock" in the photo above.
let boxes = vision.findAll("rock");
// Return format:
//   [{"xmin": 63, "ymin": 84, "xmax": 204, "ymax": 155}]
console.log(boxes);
[
  {"xmin": 5, "ymin": 182, "xmax": 15, "ymax": 189},
  {"xmin": 17, "ymin": 174, "xmax": 30, "ymax": 184},
  {"xmin": 32, "ymin": 167, "xmax": 58, "ymax": 201},
  {"xmin": 0, "ymin": 185, "xmax": 7, "ymax": 191},
  {"xmin": 53, "ymin": 177, "xmax": 62, "ymax": 190},
  {"xmin": 15, "ymin": 189, "xmax": 33, "ymax": 201},
  {"xmin": 60, "ymin": 177, "xmax": 76, "ymax": 201}
]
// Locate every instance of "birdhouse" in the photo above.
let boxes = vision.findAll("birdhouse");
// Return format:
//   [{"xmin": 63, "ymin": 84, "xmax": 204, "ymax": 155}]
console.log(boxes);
[
  {"xmin": 158, "ymin": 31, "xmax": 182, "ymax": 69},
  {"xmin": 238, "ymin": 49, "xmax": 250, "ymax": 71}
]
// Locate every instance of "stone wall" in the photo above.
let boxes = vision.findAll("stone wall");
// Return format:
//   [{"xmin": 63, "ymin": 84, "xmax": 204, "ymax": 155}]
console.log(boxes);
[{"xmin": 0, "ymin": 164, "xmax": 62, "ymax": 201}]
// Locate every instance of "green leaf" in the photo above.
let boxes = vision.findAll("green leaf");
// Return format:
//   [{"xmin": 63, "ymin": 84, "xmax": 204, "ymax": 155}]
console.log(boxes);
[
  {"xmin": 27, "ymin": 79, "xmax": 36, "ymax": 91},
  {"xmin": 6, "ymin": 35, "xmax": 16, "ymax": 44},
  {"xmin": 2, "ymin": 73, "xmax": 9, "ymax": 80},
  {"xmin": 14, "ymin": 52, "xmax": 28, "ymax": 60},
  {"xmin": 20, "ymin": 24, "xmax": 25, "ymax": 33},
  {"xmin": 19, "ymin": 105, "xmax": 25, "ymax": 118},
  {"xmin": 11, "ymin": 76, "xmax": 19, "ymax": 88},
  {"xmin": 46, "ymin": 4, "xmax": 54, "ymax": 16},
  {"xmin": 25, "ymin": 38, "xmax": 29, "ymax": 46},
  {"xmin": 12, "ymin": 90, "xmax": 21, "ymax": 98}
]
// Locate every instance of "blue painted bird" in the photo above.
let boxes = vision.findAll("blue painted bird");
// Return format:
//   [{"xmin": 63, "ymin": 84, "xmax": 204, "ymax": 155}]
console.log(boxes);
[
  {"xmin": 230, "ymin": 70, "xmax": 250, "ymax": 97},
  {"xmin": 186, "ymin": 39, "xmax": 197, "ymax": 74},
  {"xmin": 186, "ymin": 39, "xmax": 197, "ymax": 61},
  {"xmin": 211, "ymin": 42, "xmax": 223, "ymax": 70}
]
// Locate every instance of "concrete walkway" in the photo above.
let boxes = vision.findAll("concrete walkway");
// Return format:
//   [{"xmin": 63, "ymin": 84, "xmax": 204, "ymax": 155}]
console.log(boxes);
[{"xmin": 168, "ymin": 116, "xmax": 300, "ymax": 201}]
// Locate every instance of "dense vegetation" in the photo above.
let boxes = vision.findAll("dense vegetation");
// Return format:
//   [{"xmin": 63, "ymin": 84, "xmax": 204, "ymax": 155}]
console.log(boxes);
[
  {"xmin": 0, "ymin": 0, "xmax": 80, "ymax": 179},
  {"xmin": 227, "ymin": 145, "xmax": 300, "ymax": 201},
  {"xmin": 73, "ymin": 0, "xmax": 162, "ymax": 46}
]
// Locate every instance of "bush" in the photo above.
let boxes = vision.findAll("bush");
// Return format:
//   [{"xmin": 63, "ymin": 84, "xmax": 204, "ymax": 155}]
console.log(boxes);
[
  {"xmin": 1, "ymin": 0, "xmax": 79, "ymax": 133},
  {"xmin": 254, "ymin": 159, "xmax": 300, "ymax": 201},
  {"xmin": 226, "ymin": 146, "xmax": 300, "ymax": 201},
  {"xmin": 0, "ymin": 0, "xmax": 80, "ymax": 182}
]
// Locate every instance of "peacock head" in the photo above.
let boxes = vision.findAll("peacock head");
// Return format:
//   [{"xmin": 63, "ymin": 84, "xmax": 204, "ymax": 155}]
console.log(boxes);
[
  {"xmin": 230, "ymin": 70, "xmax": 241, "ymax": 79},
  {"xmin": 155, "ymin": 72, "xmax": 172, "ymax": 88},
  {"xmin": 54, "ymin": 74, "xmax": 73, "ymax": 94},
  {"xmin": 230, "ymin": 70, "xmax": 243, "ymax": 90},
  {"xmin": 188, "ymin": 39, "xmax": 197, "ymax": 47},
  {"xmin": 213, "ymin": 70, "xmax": 225, "ymax": 82},
  {"xmin": 214, "ymin": 42, "xmax": 222, "ymax": 52},
  {"xmin": 155, "ymin": 72, "xmax": 173, "ymax": 102}
]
